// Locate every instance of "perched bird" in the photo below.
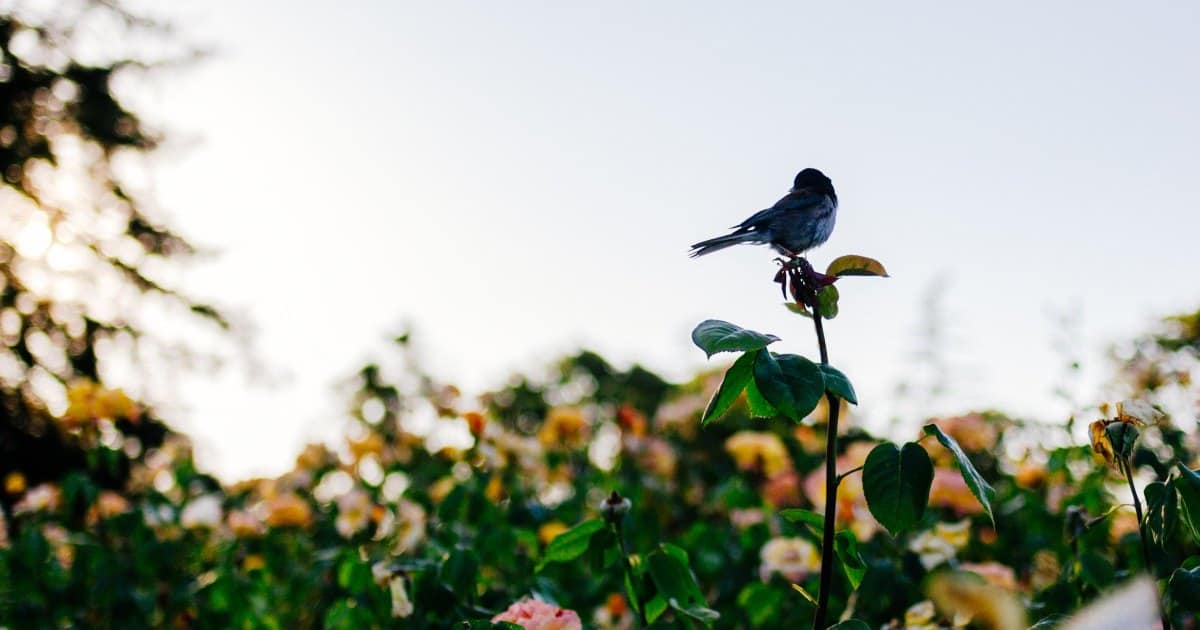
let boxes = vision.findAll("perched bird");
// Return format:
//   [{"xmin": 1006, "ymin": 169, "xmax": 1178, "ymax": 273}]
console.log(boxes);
[{"xmin": 689, "ymin": 168, "xmax": 837, "ymax": 258}]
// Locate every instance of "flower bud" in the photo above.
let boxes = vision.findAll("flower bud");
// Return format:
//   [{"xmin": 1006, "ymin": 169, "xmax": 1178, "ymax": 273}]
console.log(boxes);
[{"xmin": 600, "ymin": 491, "xmax": 631, "ymax": 523}]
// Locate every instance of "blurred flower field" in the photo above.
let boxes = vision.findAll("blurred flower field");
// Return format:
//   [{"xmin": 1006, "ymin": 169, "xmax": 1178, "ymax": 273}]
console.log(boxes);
[{"xmin": 4, "ymin": 322, "xmax": 1200, "ymax": 628}]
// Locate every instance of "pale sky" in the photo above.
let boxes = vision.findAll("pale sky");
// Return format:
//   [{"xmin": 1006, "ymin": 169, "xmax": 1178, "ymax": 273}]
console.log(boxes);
[{"xmin": 121, "ymin": 1, "xmax": 1199, "ymax": 480}]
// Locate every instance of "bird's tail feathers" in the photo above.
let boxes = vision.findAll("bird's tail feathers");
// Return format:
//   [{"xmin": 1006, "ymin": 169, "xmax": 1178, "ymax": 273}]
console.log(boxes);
[{"xmin": 688, "ymin": 232, "xmax": 752, "ymax": 258}]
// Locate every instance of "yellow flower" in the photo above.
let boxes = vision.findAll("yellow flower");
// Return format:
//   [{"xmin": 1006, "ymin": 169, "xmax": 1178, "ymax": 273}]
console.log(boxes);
[
  {"xmin": 935, "ymin": 519, "xmax": 971, "ymax": 550},
  {"xmin": 539, "ymin": 408, "xmax": 589, "ymax": 449},
  {"xmin": 243, "ymin": 554, "xmax": 266, "ymax": 572},
  {"xmin": 485, "ymin": 476, "xmax": 506, "ymax": 503},
  {"xmin": 724, "ymin": 431, "xmax": 791, "ymax": 477},
  {"xmin": 62, "ymin": 380, "xmax": 138, "ymax": 425},
  {"xmin": 904, "ymin": 600, "xmax": 938, "ymax": 628},
  {"xmin": 758, "ymin": 537, "xmax": 821, "ymax": 582},
  {"xmin": 348, "ymin": 433, "xmax": 385, "ymax": 461},
  {"xmin": 539, "ymin": 521, "xmax": 570, "ymax": 546},
  {"xmin": 264, "ymin": 493, "xmax": 312, "ymax": 528},
  {"xmin": 4, "ymin": 471, "xmax": 25, "ymax": 495},
  {"xmin": 926, "ymin": 571, "xmax": 1025, "ymax": 630}
]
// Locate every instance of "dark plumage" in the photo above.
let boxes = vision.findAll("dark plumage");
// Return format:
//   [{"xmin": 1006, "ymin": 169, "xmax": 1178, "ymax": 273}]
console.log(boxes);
[{"xmin": 689, "ymin": 168, "xmax": 838, "ymax": 258}]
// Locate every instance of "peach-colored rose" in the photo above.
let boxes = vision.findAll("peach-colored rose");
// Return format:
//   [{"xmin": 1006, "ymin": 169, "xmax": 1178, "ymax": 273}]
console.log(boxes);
[
  {"xmin": 492, "ymin": 598, "xmax": 582, "ymax": 630},
  {"xmin": 759, "ymin": 537, "xmax": 821, "ymax": 582},
  {"xmin": 928, "ymin": 468, "xmax": 984, "ymax": 516},
  {"xmin": 761, "ymin": 470, "xmax": 802, "ymax": 508},
  {"xmin": 960, "ymin": 562, "xmax": 1019, "ymax": 590}
]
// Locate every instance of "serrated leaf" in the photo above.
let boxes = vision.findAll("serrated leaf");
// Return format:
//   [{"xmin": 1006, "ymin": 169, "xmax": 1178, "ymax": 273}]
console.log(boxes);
[
  {"xmin": 825, "ymin": 255, "xmax": 889, "ymax": 277},
  {"xmin": 702, "ymin": 350, "xmax": 757, "ymax": 425},
  {"xmin": 862, "ymin": 442, "xmax": 933, "ymax": 536},
  {"xmin": 691, "ymin": 320, "xmax": 780, "ymax": 358},
  {"xmin": 819, "ymin": 364, "xmax": 857, "ymax": 405},
  {"xmin": 753, "ymin": 352, "xmax": 824, "ymax": 423},
  {"xmin": 537, "ymin": 519, "xmax": 604, "ymax": 571},
  {"xmin": 922, "ymin": 425, "xmax": 997, "ymax": 524},
  {"xmin": 817, "ymin": 285, "xmax": 839, "ymax": 319}
]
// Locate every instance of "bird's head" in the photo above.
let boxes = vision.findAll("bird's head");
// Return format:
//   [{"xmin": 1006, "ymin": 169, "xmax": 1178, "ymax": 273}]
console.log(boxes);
[{"xmin": 790, "ymin": 168, "xmax": 835, "ymax": 195}]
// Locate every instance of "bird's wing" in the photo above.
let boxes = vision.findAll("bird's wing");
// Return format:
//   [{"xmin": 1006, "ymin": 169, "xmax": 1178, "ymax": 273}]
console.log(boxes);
[{"xmin": 731, "ymin": 191, "xmax": 827, "ymax": 230}]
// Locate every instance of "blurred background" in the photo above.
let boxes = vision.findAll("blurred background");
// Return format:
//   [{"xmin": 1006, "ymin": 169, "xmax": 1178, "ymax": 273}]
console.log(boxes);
[{"xmin": 4, "ymin": 0, "xmax": 1199, "ymax": 480}]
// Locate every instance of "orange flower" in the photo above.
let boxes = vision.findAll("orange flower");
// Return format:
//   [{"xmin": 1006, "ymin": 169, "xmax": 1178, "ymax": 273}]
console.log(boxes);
[
  {"xmin": 4, "ymin": 472, "xmax": 25, "ymax": 495},
  {"xmin": 616, "ymin": 404, "xmax": 647, "ymax": 437},
  {"xmin": 264, "ymin": 494, "xmax": 312, "ymax": 528},
  {"xmin": 464, "ymin": 411, "xmax": 487, "ymax": 439}
]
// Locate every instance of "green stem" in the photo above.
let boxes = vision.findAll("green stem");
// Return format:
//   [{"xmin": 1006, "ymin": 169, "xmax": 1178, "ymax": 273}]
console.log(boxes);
[
  {"xmin": 1118, "ymin": 456, "xmax": 1169, "ymax": 630},
  {"xmin": 811, "ymin": 309, "xmax": 840, "ymax": 630},
  {"xmin": 612, "ymin": 519, "xmax": 648, "ymax": 627}
]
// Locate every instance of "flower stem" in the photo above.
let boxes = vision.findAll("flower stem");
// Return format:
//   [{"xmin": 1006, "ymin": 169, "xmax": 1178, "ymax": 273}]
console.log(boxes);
[
  {"xmin": 1117, "ymin": 457, "xmax": 1170, "ymax": 630},
  {"xmin": 811, "ymin": 309, "xmax": 840, "ymax": 630},
  {"xmin": 612, "ymin": 518, "xmax": 648, "ymax": 627}
]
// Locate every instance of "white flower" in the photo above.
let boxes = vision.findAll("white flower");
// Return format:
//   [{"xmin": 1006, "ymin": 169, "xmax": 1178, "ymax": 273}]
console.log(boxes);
[
  {"xmin": 335, "ymin": 489, "xmax": 372, "ymax": 538},
  {"xmin": 394, "ymin": 498, "xmax": 426, "ymax": 553},
  {"xmin": 180, "ymin": 495, "xmax": 223, "ymax": 529},
  {"xmin": 909, "ymin": 529, "xmax": 958, "ymax": 570},
  {"xmin": 389, "ymin": 575, "xmax": 414, "ymax": 618}
]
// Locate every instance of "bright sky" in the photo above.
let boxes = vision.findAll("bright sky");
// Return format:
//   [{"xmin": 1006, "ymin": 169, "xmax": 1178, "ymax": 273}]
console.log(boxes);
[{"xmin": 125, "ymin": 1, "xmax": 1200, "ymax": 480}]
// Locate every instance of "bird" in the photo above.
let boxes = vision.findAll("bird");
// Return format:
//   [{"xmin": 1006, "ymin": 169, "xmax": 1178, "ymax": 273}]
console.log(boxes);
[{"xmin": 689, "ymin": 168, "xmax": 837, "ymax": 258}]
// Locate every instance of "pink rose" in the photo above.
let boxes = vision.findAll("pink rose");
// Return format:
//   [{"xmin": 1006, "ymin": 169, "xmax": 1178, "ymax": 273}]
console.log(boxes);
[{"xmin": 492, "ymin": 598, "xmax": 582, "ymax": 630}]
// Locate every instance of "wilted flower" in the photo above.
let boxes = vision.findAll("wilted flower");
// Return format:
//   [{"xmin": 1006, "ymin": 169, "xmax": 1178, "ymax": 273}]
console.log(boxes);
[
  {"xmin": 759, "ymin": 537, "xmax": 821, "ymax": 582},
  {"xmin": 725, "ymin": 431, "xmax": 791, "ymax": 477},
  {"xmin": 180, "ymin": 495, "xmax": 223, "ymax": 529},
  {"xmin": 1088, "ymin": 420, "xmax": 1117, "ymax": 466},
  {"xmin": 13, "ymin": 483, "xmax": 61, "ymax": 515},
  {"xmin": 539, "ymin": 407, "xmax": 590, "ymax": 449},
  {"xmin": 264, "ymin": 493, "xmax": 313, "ymax": 528},
  {"xmin": 335, "ymin": 488, "xmax": 372, "ymax": 538},
  {"xmin": 492, "ymin": 598, "xmax": 583, "ymax": 630}
]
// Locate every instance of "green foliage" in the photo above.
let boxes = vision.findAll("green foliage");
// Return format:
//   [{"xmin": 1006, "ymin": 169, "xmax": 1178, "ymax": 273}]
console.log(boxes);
[
  {"xmin": 862, "ymin": 442, "xmax": 933, "ymax": 536},
  {"xmin": 691, "ymin": 320, "xmax": 780, "ymax": 358},
  {"xmin": 752, "ymin": 352, "xmax": 825, "ymax": 423},
  {"xmin": 922, "ymin": 424, "xmax": 997, "ymax": 523}
]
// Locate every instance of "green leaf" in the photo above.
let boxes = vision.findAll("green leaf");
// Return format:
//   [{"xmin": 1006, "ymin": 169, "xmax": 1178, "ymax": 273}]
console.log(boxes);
[
  {"xmin": 702, "ymin": 350, "xmax": 757, "ymax": 425},
  {"xmin": 1169, "ymin": 566, "xmax": 1200, "ymax": 612},
  {"xmin": 825, "ymin": 255, "xmax": 889, "ymax": 277},
  {"xmin": 817, "ymin": 285, "xmax": 839, "ymax": 319},
  {"xmin": 691, "ymin": 320, "xmax": 780, "ymax": 359},
  {"xmin": 753, "ymin": 352, "xmax": 824, "ymax": 423},
  {"xmin": 1078, "ymin": 551, "xmax": 1114, "ymax": 589},
  {"xmin": 922, "ymin": 425, "xmax": 997, "ymax": 524},
  {"xmin": 835, "ymin": 530, "xmax": 866, "ymax": 590},
  {"xmin": 736, "ymin": 583, "xmax": 783, "ymax": 628},
  {"xmin": 828, "ymin": 621, "xmax": 871, "ymax": 630},
  {"xmin": 646, "ymin": 545, "xmax": 706, "ymax": 610},
  {"xmin": 779, "ymin": 508, "xmax": 825, "ymax": 534},
  {"xmin": 1175, "ymin": 464, "xmax": 1200, "ymax": 546},
  {"xmin": 744, "ymin": 376, "xmax": 778, "ymax": 418},
  {"xmin": 670, "ymin": 599, "xmax": 721, "ymax": 623},
  {"xmin": 439, "ymin": 549, "xmax": 479, "ymax": 596},
  {"xmin": 862, "ymin": 442, "xmax": 934, "ymax": 536},
  {"xmin": 537, "ymin": 519, "xmax": 604, "ymax": 571},
  {"xmin": 645, "ymin": 595, "xmax": 668, "ymax": 623},
  {"xmin": 784, "ymin": 301, "xmax": 812, "ymax": 318},
  {"xmin": 1144, "ymin": 479, "xmax": 1178, "ymax": 548},
  {"xmin": 819, "ymin": 364, "xmax": 857, "ymax": 405}
]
